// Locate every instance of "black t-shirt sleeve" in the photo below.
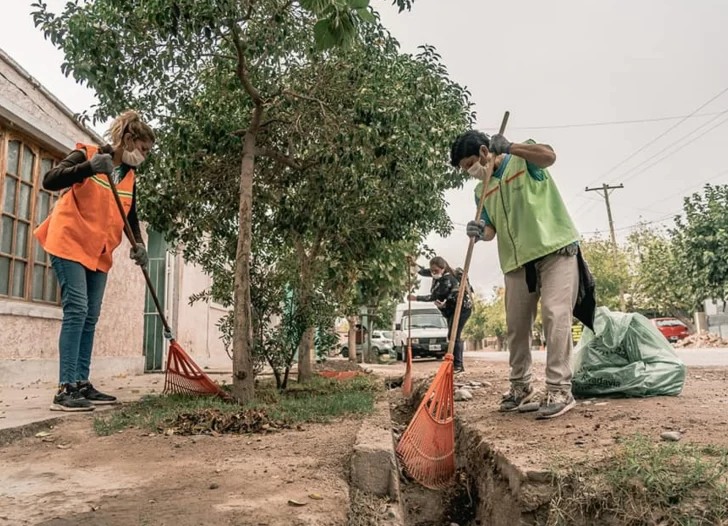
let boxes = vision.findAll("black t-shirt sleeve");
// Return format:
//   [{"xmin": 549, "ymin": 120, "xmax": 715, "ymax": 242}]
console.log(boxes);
[{"xmin": 42, "ymin": 149, "xmax": 95, "ymax": 191}]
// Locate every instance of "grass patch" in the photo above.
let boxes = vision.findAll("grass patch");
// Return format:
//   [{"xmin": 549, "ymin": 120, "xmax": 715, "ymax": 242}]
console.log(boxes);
[
  {"xmin": 548, "ymin": 435, "xmax": 728, "ymax": 526},
  {"xmin": 94, "ymin": 375, "xmax": 380, "ymax": 437}
]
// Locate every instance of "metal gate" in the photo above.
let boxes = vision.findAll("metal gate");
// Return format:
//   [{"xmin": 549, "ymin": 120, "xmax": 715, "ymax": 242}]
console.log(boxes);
[{"xmin": 143, "ymin": 230, "xmax": 167, "ymax": 372}]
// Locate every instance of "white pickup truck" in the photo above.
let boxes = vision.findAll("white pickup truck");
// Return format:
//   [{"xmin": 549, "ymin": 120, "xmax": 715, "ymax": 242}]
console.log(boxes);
[{"xmin": 393, "ymin": 303, "xmax": 449, "ymax": 361}]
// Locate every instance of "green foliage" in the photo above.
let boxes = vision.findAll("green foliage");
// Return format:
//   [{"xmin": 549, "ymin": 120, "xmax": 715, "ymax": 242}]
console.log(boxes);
[
  {"xmin": 549, "ymin": 435, "xmax": 728, "ymax": 525},
  {"xmin": 673, "ymin": 184, "xmax": 728, "ymax": 308},
  {"xmin": 627, "ymin": 225, "xmax": 695, "ymax": 323},
  {"xmin": 463, "ymin": 288, "xmax": 507, "ymax": 345},
  {"xmin": 579, "ymin": 237, "xmax": 631, "ymax": 311},
  {"xmin": 32, "ymin": 0, "xmax": 469, "ymax": 392}
]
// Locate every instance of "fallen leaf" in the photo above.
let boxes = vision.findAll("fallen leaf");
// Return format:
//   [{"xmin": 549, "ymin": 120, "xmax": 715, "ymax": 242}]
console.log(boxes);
[
  {"xmin": 35, "ymin": 431, "xmax": 51, "ymax": 438},
  {"xmin": 309, "ymin": 494, "xmax": 323, "ymax": 500},
  {"xmin": 57, "ymin": 444, "xmax": 71, "ymax": 450},
  {"xmin": 90, "ymin": 505, "xmax": 100, "ymax": 512},
  {"xmin": 288, "ymin": 500, "xmax": 307, "ymax": 507},
  {"xmin": 209, "ymin": 483, "xmax": 220, "ymax": 490}
]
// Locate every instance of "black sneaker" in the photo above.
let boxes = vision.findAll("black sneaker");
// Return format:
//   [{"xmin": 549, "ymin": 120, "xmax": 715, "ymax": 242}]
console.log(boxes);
[
  {"xmin": 51, "ymin": 384, "xmax": 95, "ymax": 412},
  {"xmin": 78, "ymin": 382, "xmax": 117, "ymax": 405},
  {"xmin": 454, "ymin": 366, "xmax": 465, "ymax": 375}
]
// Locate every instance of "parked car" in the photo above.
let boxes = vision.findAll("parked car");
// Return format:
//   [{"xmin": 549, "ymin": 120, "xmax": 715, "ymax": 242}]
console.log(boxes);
[
  {"xmin": 393, "ymin": 304, "xmax": 448, "ymax": 361},
  {"xmin": 651, "ymin": 317, "xmax": 690, "ymax": 343},
  {"xmin": 340, "ymin": 330, "xmax": 393, "ymax": 357}
]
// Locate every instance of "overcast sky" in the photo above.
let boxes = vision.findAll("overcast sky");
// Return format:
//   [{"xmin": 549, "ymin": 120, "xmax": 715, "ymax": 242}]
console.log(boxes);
[{"xmin": 2, "ymin": 0, "xmax": 727, "ymax": 298}]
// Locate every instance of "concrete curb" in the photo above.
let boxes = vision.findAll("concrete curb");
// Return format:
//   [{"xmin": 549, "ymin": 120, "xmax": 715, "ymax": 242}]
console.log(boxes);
[{"xmin": 350, "ymin": 399, "xmax": 405, "ymax": 525}]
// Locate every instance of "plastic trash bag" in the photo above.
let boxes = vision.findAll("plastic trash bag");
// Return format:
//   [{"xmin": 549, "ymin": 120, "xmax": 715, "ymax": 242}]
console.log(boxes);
[{"xmin": 572, "ymin": 307, "xmax": 687, "ymax": 398}]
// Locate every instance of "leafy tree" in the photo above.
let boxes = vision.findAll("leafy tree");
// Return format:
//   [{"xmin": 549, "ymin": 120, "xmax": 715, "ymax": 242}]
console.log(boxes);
[
  {"xmin": 32, "ymin": 0, "xmax": 453, "ymax": 400},
  {"xmin": 33, "ymin": 0, "xmax": 470, "ymax": 395},
  {"xmin": 579, "ymin": 236, "xmax": 632, "ymax": 312},
  {"xmin": 673, "ymin": 184, "xmax": 728, "ymax": 309},
  {"xmin": 626, "ymin": 226, "xmax": 692, "ymax": 325},
  {"xmin": 463, "ymin": 287, "xmax": 508, "ymax": 350}
]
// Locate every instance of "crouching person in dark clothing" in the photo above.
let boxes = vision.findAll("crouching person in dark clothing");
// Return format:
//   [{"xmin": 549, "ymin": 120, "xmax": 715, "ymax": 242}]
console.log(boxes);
[{"xmin": 408, "ymin": 256, "xmax": 473, "ymax": 374}]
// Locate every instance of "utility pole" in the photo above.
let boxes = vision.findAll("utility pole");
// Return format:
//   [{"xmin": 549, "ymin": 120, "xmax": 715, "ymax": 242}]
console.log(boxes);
[{"xmin": 586, "ymin": 183, "xmax": 625, "ymax": 310}]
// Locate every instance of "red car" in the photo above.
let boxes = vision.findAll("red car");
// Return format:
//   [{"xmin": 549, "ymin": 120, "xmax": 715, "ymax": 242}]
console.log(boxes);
[{"xmin": 651, "ymin": 318, "xmax": 690, "ymax": 343}]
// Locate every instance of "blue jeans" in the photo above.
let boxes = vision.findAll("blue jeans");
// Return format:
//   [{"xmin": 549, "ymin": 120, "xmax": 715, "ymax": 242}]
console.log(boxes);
[
  {"xmin": 447, "ymin": 308, "xmax": 472, "ymax": 369},
  {"xmin": 50, "ymin": 256, "xmax": 108, "ymax": 385}
]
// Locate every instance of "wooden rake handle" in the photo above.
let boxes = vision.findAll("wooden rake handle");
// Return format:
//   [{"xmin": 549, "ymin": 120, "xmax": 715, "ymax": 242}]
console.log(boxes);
[
  {"xmin": 105, "ymin": 169, "xmax": 174, "ymax": 338},
  {"xmin": 445, "ymin": 111, "xmax": 510, "ymax": 356}
]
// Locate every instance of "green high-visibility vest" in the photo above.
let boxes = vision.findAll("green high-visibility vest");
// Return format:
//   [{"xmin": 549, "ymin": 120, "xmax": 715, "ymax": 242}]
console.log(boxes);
[{"xmin": 474, "ymin": 143, "xmax": 579, "ymax": 274}]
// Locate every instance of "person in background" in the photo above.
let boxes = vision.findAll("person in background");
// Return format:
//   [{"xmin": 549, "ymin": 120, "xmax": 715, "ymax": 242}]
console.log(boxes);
[
  {"xmin": 34, "ymin": 110, "xmax": 155, "ymax": 412},
  {"xmin": 407, "ymin": 256, "xmax": 473, "ymax": 374},
  {"xmin": 450, "ymin": 130, "xmax": 594, "ymax": 420}
]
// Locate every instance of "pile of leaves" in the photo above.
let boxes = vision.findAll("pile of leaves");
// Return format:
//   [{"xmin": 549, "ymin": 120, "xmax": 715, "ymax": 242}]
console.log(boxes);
[
  {"xmin": 675, "ymin": 331, "xmax": 728, "ymax": 348},
  {"xmin": 166, "ymin": 409, "xmax": 288, "ymax": 436}
]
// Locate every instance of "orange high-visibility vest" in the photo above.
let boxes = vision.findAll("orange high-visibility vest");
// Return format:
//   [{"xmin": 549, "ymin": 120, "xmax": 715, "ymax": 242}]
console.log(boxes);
[{"xmin": 34, "ymin": 143, "xmax": 135, "ymax": 273}]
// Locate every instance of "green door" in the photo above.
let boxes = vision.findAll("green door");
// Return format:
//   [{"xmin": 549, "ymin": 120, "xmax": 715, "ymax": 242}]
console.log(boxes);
[{"xmin": 143, "ymin": 230, "xmax": 167, "ymax": 372}]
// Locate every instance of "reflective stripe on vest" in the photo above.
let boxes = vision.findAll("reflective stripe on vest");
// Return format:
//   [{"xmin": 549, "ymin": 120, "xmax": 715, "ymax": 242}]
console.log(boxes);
[{"xmin": 33, "ymin": 143, "xmax": 135, "ymax": 273}]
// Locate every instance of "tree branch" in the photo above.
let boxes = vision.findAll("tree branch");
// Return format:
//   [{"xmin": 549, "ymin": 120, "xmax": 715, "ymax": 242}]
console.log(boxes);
[
  {"xmin": 283, "ymin": 89, "xmax": 334, "ymax": 116},
  {"xmin": 256, "ymin": 148, "xmax": 302, "ymax": 170},
  {"xmin": 229, "ymin": 24, "xmax": 263, "ymax": 106}
]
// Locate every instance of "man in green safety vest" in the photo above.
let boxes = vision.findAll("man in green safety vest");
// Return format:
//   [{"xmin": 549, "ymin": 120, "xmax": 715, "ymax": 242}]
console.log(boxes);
[{"xmin": 450, "ymin": 130, "xmax": 594, "ymax": 420}]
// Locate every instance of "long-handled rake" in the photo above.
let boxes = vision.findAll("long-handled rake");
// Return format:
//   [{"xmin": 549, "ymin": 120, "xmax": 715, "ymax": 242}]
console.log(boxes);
[
  {"xmin": 105, "ymin": 168, "xmax": 229, "ymax": 400},
  {"xmin": 396, "ymin": 111, "xmax": 510, "ymax": 489},
  {"xmin": 402, "ymin": 258, "xmax": 415, "ymax": 396}
]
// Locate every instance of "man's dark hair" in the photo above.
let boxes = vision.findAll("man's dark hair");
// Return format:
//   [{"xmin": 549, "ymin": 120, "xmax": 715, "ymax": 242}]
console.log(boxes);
[{"xmin": 450, "ymin": 130, "xmax": 490, "ymax": 167}]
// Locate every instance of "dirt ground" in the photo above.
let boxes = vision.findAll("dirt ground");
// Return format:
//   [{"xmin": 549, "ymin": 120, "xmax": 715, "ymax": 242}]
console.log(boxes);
[
  {"xmin": 434, "ymin": 361, "xmax": 728, "ymax": 470},
  {"xmin": 0, "ymin": 415, "xmax": 357, "ymax": 526}
]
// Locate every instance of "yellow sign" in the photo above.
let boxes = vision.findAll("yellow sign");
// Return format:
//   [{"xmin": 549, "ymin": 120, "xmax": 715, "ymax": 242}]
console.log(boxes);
[{"xmin": 571, "ymin": 324, "xmax": 583, "ymax": 343}]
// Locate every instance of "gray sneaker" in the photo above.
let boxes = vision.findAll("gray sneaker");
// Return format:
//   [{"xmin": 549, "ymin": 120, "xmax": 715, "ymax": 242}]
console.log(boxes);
[
  {"xmin": 499, "ymin": 383, "xmax": 537, "ymax": 412},
  {"xmin": 536, "ymin": 390, "xmax": 576, "ymax": 420}
]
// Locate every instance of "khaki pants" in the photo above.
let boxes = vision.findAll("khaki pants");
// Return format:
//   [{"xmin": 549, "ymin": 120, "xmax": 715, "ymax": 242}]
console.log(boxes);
[{"xmin": 504, "ymin": 253, "xmax": 579, "ymax": 392}]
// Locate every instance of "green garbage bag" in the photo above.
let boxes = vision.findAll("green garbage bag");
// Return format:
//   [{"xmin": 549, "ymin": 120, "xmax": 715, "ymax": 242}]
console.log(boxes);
[{"xmin": 572, "ymin": 307, "xmax": 686, "ymax": 398}]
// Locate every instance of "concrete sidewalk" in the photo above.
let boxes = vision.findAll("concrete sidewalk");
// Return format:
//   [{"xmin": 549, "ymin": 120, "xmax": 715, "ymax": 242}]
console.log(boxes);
[{"xmin": 0, "ymin": 373, "xmax": 173, "ymax": 436}]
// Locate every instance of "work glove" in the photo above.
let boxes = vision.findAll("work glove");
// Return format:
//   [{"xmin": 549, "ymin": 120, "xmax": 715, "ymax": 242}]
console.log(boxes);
[
  {"xmin": 489, "ymin": 134, "xmax": 512, "ymax": 156},
  {"xmin": 130, "ymin": 243, "xmax": 149, "ymax": 267},
  {"xmin": 466, "ymin": 220, "xmax": 486, "ymax": 241},
  {"xmin": 89, "ymin": 153, "xmax": 114, "ymax": 175}
]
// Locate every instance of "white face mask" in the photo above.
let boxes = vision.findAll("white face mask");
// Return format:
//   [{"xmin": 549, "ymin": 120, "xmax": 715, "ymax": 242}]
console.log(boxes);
[
  {"xmin": 431, "ymin": 272, "xmax": 443, "ymax": 280},
  {"xmin": 122, "ymin": 147, "xmax": 146, "ymax": 167},
  {"xmin": 468, "ymin": 161, "xmax": 486, "ymax": 179}
]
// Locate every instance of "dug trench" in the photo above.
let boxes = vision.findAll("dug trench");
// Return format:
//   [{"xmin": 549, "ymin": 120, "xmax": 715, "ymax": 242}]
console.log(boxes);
[{"xmin": 388, "ymin": 364, "xmax": 728, "ymax": 526}]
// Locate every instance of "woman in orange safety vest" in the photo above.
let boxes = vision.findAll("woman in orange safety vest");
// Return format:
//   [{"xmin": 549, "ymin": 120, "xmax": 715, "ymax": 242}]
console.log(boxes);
[{"xmin": 34, "ymin": 110, "xmax": 155, "ymax": 412}]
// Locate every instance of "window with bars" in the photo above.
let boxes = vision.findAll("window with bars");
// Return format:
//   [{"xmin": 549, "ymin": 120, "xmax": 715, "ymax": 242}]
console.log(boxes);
[{"xmin": 0, "ymin": 134, "xmax": 60, "ymax": 304}]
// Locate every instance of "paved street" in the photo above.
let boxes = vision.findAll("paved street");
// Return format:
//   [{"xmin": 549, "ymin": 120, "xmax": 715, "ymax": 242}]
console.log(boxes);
[{"xmin": 466, "ymin": 348, "xmax": 728, "ymax": 367}]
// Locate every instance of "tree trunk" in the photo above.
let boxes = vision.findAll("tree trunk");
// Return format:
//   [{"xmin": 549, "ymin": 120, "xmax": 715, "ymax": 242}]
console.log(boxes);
[
  {"xmin": 365, "ymin": 316, "xmax": 377, "ymax": 363},
  {"xmin": 298, "ymin": 326, "xmax": 315, "ymax": 383},
  {"xmin": 670, "ymin": 307, "xmax": 696, "ymax": 333},
  {"xmin": 231, "ymin": 107, "xmax": 263, "ymax": 402},
  {"xmin": 347, "ymin": 316, "xmax": 358, "ymax": 362}
]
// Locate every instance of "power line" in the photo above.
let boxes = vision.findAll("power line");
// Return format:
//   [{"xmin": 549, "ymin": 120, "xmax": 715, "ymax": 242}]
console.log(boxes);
[
  {"xmin": 580, "ymin": 211, "xmax": 679, "ymax": 237},
  {"xmin": 629, "ymin": 167, "xmax": 728, "ymax": 214},
  {"xmin": 580, "ymin": 85, "xmax": 728, "ymax": 190},
  {"xmin": 616, "ymin": 112, "xmax": 728, "ymax": 182},
  {"xmin": 612, "ymin": 110, "xmax": 728, "ymax": 182},
  {"xmin": 477, "ymin": 109, "xmax": 728, "ymax": 131}
]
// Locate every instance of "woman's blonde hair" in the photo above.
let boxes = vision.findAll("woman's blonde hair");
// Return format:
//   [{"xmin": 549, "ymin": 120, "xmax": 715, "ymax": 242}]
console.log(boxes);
[{"xmin": 105, "ymin": 110, "xmax": 155, "ymax": 148}]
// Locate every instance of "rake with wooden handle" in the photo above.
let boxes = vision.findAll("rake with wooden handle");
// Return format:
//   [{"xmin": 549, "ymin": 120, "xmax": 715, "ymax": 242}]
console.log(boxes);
[
  {"xmin": 396, "ymin": 111, "xmax": 510, "ymax": 489},
  {"xmin": 105, "ymin": 166, "xmax": 229, "ymax": 399}
]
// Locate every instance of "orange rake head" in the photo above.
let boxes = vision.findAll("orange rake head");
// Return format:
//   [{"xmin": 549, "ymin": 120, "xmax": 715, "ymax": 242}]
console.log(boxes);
[
  {"xmin": 396, "ymin": 354, "xmax": 455, "ymax": 489},
  {"xmin": 164, "ymin": 340, "xmax": 231, "ymax": 400}
]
